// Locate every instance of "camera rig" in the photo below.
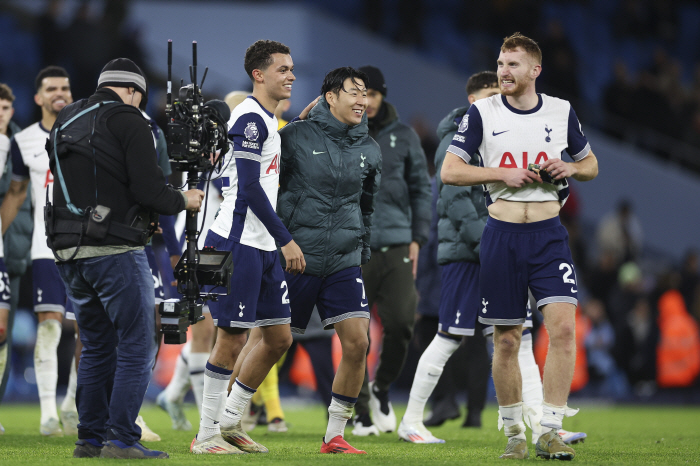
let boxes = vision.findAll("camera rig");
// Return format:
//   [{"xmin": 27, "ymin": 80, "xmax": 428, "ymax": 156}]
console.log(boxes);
[{"xmin": 159, "ymin": 40, "xmax": 233, "ymax": 344}]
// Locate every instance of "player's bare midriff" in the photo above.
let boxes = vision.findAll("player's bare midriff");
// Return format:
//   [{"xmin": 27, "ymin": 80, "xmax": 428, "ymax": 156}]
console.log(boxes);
[{"xmin": 487, "ymin": 199, "xmax": 560, "ymax": 224}]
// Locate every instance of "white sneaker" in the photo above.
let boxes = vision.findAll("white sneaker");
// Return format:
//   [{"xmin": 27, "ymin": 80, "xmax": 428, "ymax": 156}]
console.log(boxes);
[
  {"xmin": 397, "ymin": 420, "xmax": 445, "ymax": 444},
  {"xmin": 136, "ymin": 415, "xmax": 161, "ymax": 442},
  {"xmin": 351, "ymin": 415, "xmax": 380, "ymax": 437},
  {"xmin": 60, "ymin": 410, "xmax": 79, "ymax": 436},
  {"xmin": 191, "ymin": 434, "xmax": 247, "ymax": 454},
  {"xmin": 369, "ymin": 382, "xmax": 396, "ymax": 433},
  {"xmin": 0, "ymin": 420, "xmax": 4, "ymax": 434},
  {"xmin": 156, "ymin": 391, "xmax": 192, "ymax": 431},
  {"xmin": 220, "ymin": 422, "xmax": 269, "ymax": 453},
  {"xmin": 267, "ymin": 418, "xmax": 288, "ymax": 433},
  {"xmin": 40, "ymin": 418, "xmax": 64, "ymax": 437},
  {"xmin": 558, "ymin": 429, "xmax": 586, "ymax": 444}
]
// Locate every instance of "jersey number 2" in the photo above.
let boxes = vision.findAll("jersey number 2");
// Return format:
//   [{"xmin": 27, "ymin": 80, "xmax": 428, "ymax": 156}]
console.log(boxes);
[
  {"xmin": 559, "ymin": 263, "xmax": 577, "ymax": 292},
  {"xmin": 281, "ymin": 281, "xmax": 290, "ymax": 304}
]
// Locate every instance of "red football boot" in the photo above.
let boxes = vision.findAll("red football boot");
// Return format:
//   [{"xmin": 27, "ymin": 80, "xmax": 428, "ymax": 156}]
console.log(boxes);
[{"xmin": 320, "ymin": 435, "xmax": 367, "ymax": 454}]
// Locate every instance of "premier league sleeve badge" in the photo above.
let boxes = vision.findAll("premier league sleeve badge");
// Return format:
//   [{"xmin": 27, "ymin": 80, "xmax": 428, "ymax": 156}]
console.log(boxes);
[
  {"xmin": 244, "ymin": 122, "xmax": 259, "ymax": 141},
  {"xmin": 458, "ymin": 114, "xmax": 469, "ymax": 133}
]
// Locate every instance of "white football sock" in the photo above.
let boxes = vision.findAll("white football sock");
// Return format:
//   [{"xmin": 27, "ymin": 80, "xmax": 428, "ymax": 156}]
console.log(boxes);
[
  {"xmin": 35, "ymin": 319, "xmax": 61, "ymax": 424},
  {"xmin": 498, "ymin": 402, "xmax": 526, "ymax": 440},
  {"xmin": 197, "ymin": 362, "xmax": 232, "ymax": 441},
  {"xmin": 60, "ymin": 356, "xmax": 78, "ymax": 413},
  {"xmin": 518, "ymin": 333, "xmax": 543, "ymax": 442},
  {"xmin": 325, "ymin": 394, "xmax": 355, "ymax": 443},
  {"xmin": 220, "ymin": 378, "xmax": 256, "ymax": 428},
  {"xmin": 403, "ymin": 334, "xmax": 460, "ymax": 425},
  {"xmin": 189, "ymin": 352, "xmax": 209, "ymax": 416},
  {"xmin": 164, "ymin": 341, "xmax": 191, "ymax": 402},
  {"xmin": 541, "ymin": 402, "xmax": 579, "ymax": 430}
]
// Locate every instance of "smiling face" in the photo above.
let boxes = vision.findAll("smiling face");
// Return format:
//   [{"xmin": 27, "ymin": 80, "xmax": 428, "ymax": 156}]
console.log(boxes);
[
  {"xmin": 35, "ymin": 77, "xmax": 72, "ymax": 117},
  {"xmin": 259, "ymin": 53, "xmax": 295, "ymax": 102},
  {"xmin": 327, "ymin": 77, "xmax": 367, "ymax": 126},
  {"xmin": 497, "ymin": 47, "xmax": 540, "ymax": 97}
]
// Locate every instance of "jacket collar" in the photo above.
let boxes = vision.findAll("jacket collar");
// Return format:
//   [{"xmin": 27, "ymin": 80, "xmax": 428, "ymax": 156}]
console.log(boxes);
[
  {"xmin": 368, "ymin": 100, "xmax": 399, "ymax": 138},
  {"xmin": 88, "ymin": 88, "xmax": 125, "ymax": 105}
]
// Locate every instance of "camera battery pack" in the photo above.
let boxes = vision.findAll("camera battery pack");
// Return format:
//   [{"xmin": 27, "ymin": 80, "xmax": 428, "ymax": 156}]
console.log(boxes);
[{"xmin": 86, "ymin": 205, "xmax": 111, "ymax": 239}]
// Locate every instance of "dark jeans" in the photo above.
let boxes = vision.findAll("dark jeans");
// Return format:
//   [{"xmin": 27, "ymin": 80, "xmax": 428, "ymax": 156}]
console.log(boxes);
[{"xmin": 57, "ymin": 250, "xmax": 156, "ymax": 445}]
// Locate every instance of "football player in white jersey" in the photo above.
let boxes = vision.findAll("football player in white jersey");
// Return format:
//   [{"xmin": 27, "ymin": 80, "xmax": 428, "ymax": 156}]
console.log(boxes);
[
  {"xmin": 0, "ymin": 66, "xmax": 79, "ymax": 437},
  {"xmin": 0, "ymin": 132, "xmax": 13, "ymax": 435},
  {"xmin": 190, "ymin": 40, "xmax": 304, "ymax": 455},
  {"xmin": 442, "ymin": 33, "xmax": 598, "ymax": 460}
]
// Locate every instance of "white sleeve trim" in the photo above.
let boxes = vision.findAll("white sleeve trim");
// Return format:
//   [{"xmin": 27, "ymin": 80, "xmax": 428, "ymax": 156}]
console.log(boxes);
[
  {"xmin": 570, "ymin": 143, "xmax": 591, "ymax": 162},
  {"xmin": 447, "ymin": 145, "xmax": 471, "ymax": 164},
  {"xmin": 233, "ymin": 150, "xmax": 262, "ymax": 162}
]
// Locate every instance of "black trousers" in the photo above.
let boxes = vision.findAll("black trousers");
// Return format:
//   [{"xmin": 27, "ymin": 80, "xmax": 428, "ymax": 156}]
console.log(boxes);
[{"xmin": 356, "ymin": 245, "xmax": 418, "ymax": 413}]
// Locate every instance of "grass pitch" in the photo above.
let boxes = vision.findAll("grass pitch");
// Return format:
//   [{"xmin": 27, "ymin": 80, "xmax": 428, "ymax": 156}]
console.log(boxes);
[{"xmin": 0, "ymin": 403, "xmax": 699, "ymax": 464}]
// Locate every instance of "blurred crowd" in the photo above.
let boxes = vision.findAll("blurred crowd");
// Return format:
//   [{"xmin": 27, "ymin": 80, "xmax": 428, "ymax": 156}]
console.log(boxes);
[{"xmin": 553, "ymin": 196, "xmax": 700, "ymax": 398}]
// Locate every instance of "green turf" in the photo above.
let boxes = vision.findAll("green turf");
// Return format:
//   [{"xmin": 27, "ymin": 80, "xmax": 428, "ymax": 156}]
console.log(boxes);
[{"xmin": 0, "ymin": 403, "xmax": 698, "ymax": 464}]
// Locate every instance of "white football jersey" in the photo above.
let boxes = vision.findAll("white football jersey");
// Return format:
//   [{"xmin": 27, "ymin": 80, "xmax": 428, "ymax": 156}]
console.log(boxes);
[
  {"xmin": 0, "ymin": 133, "xmax": 9, "ymax": 258},
  {"xmin": 11, "ymin": 122, "xmax": 54, "ymax": 260},
  {"xmin": 448, "ymin": 94, "xmax": 591, "ymax": 206},
  {"xmin": 210, "ymin": 97, "xmax": 281, "ymax": 251}
]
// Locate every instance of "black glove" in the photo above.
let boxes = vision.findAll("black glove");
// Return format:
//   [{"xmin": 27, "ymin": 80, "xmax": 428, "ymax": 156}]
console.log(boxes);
[{"xmin": 527, "ymin": 163, "xmax": 561, "ymax": 185}]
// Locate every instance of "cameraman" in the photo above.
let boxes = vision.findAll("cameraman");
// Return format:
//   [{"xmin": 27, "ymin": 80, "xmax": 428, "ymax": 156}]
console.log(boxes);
[{"xmin": 48, "ymin": 58, "xmax": 204, "ymax": 459}]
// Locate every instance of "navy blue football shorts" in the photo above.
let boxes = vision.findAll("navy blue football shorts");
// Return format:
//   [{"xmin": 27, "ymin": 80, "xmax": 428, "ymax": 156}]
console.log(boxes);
[
  {"xmin": 285, "ymin": 266, "xmax": 370, "ymax": 334},
  {"xmin": 33, "ymin": 258, "xmax": 68, "ymax": 314},
  {"xmin": 478, "ymin": 216, "xmax": 578, "ymax": 326},
  {"xmin": 145, "ymin": 246, "xmax": 165, "ymax": 304},
  {"xmin": 205, "ymin": 231, "xmax": 291, "ymax": 329},
  {"xmin": 438, "ymin": 261, "xmax": 480, "ymax": 336}
]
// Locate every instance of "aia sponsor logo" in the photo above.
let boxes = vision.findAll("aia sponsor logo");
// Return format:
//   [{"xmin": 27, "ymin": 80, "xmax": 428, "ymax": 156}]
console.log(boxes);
[
  {"xmin": 44, "ymin": 169, "xmax": 54, "ymax": 188},
  {"xmin": 499, "ymin": 151, "xmax": 549, "ymax": 168},
  {"xmin": 266, "ymin": 154, "xmax": 279, "ymax": 174}
]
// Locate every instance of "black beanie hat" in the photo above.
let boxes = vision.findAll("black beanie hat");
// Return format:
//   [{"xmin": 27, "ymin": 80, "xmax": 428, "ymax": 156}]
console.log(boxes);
[
  {"xmin": 358, "ymin": 65, "xmax": 387, "ymax": 96},
  {"xmin": 97, "ymin": 58, "xmax": 148, "ymax": 105}
]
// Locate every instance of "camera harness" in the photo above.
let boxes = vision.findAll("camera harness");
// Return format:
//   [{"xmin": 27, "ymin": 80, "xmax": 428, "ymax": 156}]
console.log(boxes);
[{"xmin": 46, "ymin": 100, "xmax": 158, "ymax": 261}]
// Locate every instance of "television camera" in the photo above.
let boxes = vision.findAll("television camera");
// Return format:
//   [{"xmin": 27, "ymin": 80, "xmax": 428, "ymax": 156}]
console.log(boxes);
[{"xmin": 159, "ymin": 40, "xmax": 233, "ymax": 344}]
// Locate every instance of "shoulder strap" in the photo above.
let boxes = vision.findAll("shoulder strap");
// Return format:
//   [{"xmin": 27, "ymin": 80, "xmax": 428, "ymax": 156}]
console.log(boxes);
[{"xmin": 52, "ymin": 101, "xmax": 117, "ymax": 215}]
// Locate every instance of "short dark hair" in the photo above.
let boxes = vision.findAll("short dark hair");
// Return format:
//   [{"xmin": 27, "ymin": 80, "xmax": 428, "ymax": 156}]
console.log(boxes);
[
  {"xmin": 244, "ymin": 40, "xmax": 290, "ymax": 81},
  {"xmin": 0, "ymin": 83, "xmax": 15, "ymax": 102},
  {"xmin": 320, "ymin": 67, "xmax": 368, "ymax": 96},
  {"xmin": 466, "ymin": 71, "xmax": 498, "ymax": 95},
  {"xmin": 501, "ymin": 32, "xmax": 542, "ymax": 65},
  {"xmin": 35, "ymin": 66, "xmax": 70, "ymax": 92}
]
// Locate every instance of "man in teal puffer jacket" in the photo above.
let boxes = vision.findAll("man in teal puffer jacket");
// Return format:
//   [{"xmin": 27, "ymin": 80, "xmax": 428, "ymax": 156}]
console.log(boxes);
[{"xmin": 278, "ymin": 67, "xmax": 381, "ymax": 454}]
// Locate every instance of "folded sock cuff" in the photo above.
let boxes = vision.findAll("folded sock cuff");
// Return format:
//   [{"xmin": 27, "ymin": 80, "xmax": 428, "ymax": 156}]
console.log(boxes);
[{"xmin": 331, "ymin": 392, "xmax": 358, "ymax": 405}]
